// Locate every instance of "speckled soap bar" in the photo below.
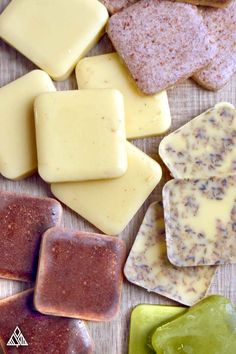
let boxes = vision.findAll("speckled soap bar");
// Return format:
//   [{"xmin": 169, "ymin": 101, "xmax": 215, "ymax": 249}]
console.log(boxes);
[
  {"xmin": 193, "ymin": 1, "xmax": 236, "ymax": 90},
  {"xmin": 124, "ymin": 202, "xmax": 216, "ymax": 306},
  {"xmin": 0, "ymin": 191, "xmax": 62, "ymax": 281},
  {"xmin": 100, "ymin": 0, "xmax": 138, "ymax": 13},
  {"xmin": 107, "ymin": 0, "xmax": 217, "ymax": 94},
  {"xmin": 0, "ymin": 289, "xmax": 94, "ymax": 354},
  {"xmin": 35, "ymin": 228, "xmax": 126, "ymax": 321},
  {"xmin": 159, "ymin": 102, "xmax": 236, "ymax": 179},
  {"xmin": 163, "ymin": 176, "xmax": 236, "ymax": 267}
]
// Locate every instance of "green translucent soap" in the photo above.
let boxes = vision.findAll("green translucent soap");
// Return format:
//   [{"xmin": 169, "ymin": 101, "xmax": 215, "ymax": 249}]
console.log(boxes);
[
  {"xmin": 129, "ymin": 304, "xmax": 186, "ymax": 354},
  {"xmin": 152, "ymin": 295, "xmax": 236, "ymax": 354}
]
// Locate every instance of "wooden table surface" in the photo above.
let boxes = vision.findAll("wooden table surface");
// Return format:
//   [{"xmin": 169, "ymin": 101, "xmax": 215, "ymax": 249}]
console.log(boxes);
[{"xmin": 0, "ymin": 1, "xmax": 236, "ymax": 353}]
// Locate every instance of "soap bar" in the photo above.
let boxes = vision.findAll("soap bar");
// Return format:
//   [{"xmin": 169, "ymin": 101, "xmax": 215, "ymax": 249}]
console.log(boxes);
[
  {"xmin": 152, "ymin": 295, "xmax": 236, "ymax": 354},
  {"xmin": 125, "ymin": 202, "xmax": 216, "ymax": 306},
  {"xmin": 100, "ymin": 0, "xmax": 138, "ymax": 13},
  {"xmin": 159, "ymin": 103, "xmax": 236, "ymax": 179},
  {"xmin": 51, "ymin": 142, "xmax": 162, "ymax": 235},
  {"xmin": 107, "ymin": 0, "xmax": 217, "ymax": 95},
  {"xmin": 0, "ymin": 289, "xmax": 94, "ymax": 354},
  {"xmin": 178, "ymin": 0, "xmax": 233, "ymax": 7},
  {"xmin": 34, "ymin": 228, "xmax": 126, "ymax": 321},
  {"xmin": 193, "ymin": 2, "xmax": 236, "ymax": 90},
  {"xmin": 129, "ymin": 304, "xmax": 186, "ymax": 354},
  {"xmin": 0, "ymin": 191, "xmax": 62, "ymax": 281},
  {"xmin": 76, "ymin": 53, "xmax": 171, "ymax": 139},
  {"xmin": 34, "ymin": 89, "xmax": 127, "ymax": 183},
  {"xmin": 0, "ymin": 70, "xmax": 55, "ymax": 180},
  {"xmin": 163, "ymin": 176, "xmax": 236, "ymax": 267},
  {"xmin": 0, "ymin": 0, "xmax": 108, "ymax": 80}
]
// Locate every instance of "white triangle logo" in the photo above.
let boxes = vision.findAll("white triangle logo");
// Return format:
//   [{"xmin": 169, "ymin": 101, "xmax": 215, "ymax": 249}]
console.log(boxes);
[{"xmin": 7, "ymin": 326, "xmax": 28, "ymax": 347}]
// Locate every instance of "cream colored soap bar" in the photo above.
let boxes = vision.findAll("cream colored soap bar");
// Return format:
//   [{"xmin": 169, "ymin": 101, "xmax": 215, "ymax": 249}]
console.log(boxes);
[
  {"xmin": 51, "ymin": 142, "xmax": 162, "ymax": 235},
  {"xmin": 124, "ymin": 201, "xmax": 216, "ymax": 306},
  {"xmin": 35, "ymin": 89, "xmax": 127, "ymax": 183},
  {"xmin": 159, "ymin": 102, "xmax": 236, "ymax": 178},
  {"xmin": 0, "ymin": 70, "xmax": 55, "ymax": 180},
  {"xmin": 76, "ymin": 53, "xmax": 171, "ymax": 139},
  {"xmin": 0, "ymin": 0, "xmax": 108, "ymax": 80},
  {"xmin": 163, "ymin": 176, "xmax": 236, "ymax": 267}
]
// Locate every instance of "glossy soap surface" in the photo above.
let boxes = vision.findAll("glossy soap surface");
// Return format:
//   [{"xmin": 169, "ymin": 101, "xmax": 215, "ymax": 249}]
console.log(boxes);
[
  {"xmin": 35, "ymin": 228, "xmax": 126, "ymax": 321},
  {"xmin": 129, "ymin": 304, "xmax": 185, "ymax": 354},
  {"xmin": 51, "ymin": 142, "xmax": 162, "ymax": 235},
  {"xmin": 0, "ymin": 191, "xmax": 62, "ymax": 281},
  {"xmin": 35, "ymin": 90, "xmax": 127, "ymax": 183},
  {"xmin": 0, "ymin": 0, "xmax": 108, "ymax": 80},
  {"xmin": 76, "ymin": 53, "xmax": 171, "ymax": 139},
  {"xmin": 152, "ymin": 295, "xmax": 236, "ymax": 354},
  {"xmin": 0, "ymin": 289, "xmax": 94, "ymax": 354}
]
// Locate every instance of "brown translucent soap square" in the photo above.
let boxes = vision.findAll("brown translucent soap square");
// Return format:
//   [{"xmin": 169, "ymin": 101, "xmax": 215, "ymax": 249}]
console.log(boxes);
[
  {"xmin": 34, "ymin": 228, "xmax": 126, "ymax": 321},
  {"xmin": 0, "ymin": 191, "xmax": 62, "ymax": 281},
  {"xmin": 0, "ymin": 289, "xmax": 93, "ymax": 354}
]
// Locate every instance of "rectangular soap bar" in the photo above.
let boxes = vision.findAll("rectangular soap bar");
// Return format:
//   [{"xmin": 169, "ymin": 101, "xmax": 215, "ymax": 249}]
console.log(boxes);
[
  {"xmin": 51, "ymin": 142, "xmax": 162, "ymax": 235},
  {"xmin": 76, "ymin": 53, "xmax": 171, "ymax": 139},
  {"xmin": 159, "ymin": 102, "xmax": 236, "ymax": 179},
  {"xmin": 125, "ymin": 202, "xmax": 216, "ymax": 306},
  {"xmin": 107, "ymin": 0, "xmax": 216, "ymax": 94},
  {"xmin": 0, "ymin": 190, "xmax": 62, "ymax": 281},
  {"xmin": 0, "ymin": 0, "xmax": 108, "ymax": 80},
  {"xmin": 129, "ymin": 304, "xmax": 186, "ymax": 354},
  {"xmin": 151, "ymin": 295, "xmax": 236, "ymax": 354},
  {"xmin": 34, "ymin": 89, "xmax": 127, "ymax": 183},
  {"xmin": 163, "ymin": 176, "xmax": 236, "ymax": 266},
  {"xmin": 0, "ymin": 70, "xmax": 55, "ymax": 180},
  {"xmin": 34, "ymin": 228, "xmax": 126, "ymax": 321},
  {"xmin": 0, "ymin": 289, "xmax": 94, "ymax": 354}
]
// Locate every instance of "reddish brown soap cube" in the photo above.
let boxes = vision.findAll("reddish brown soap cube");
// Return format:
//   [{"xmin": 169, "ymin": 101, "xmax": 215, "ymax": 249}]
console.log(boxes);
[
  {"xmin": 34, "ymin": 228, "xmax": 126, "ymax": 321},
  {"xmin": 0, "ymin": 289, "xmax": 94, "ymax": 354},
  {"xmin": 0, "ymin": 191, "xmax": 62, "ymax": 281}
]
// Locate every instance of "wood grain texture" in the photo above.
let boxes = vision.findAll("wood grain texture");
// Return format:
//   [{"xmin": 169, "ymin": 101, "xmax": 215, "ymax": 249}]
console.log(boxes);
[{"xmin": 0, "ymin": 1, "xmax": 235, "ymax": 353}]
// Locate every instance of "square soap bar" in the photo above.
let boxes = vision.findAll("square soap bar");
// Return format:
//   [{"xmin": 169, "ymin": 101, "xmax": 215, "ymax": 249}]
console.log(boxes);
[
  {"xmin": 76, "ymin": 53, "xmax": 171, "ymax": 139},
  {"xmin": 35, "ymin": 228, "xmax": 126, "ymax": 321},
  {"xmin": 129, "ymin": 304, "xmax": 185, "ymax": 354},
  {"xmin": 0, "ymin": 0, "xmax": 108, "ymax": 80},
  {"xmin": 152, "ymin": 295, "xmax": 236, "ymax": 354},
  {"xmin": 107, "ymin": 0, "xmax": 217, "ymax": 94},
  {"xmin": 125, "ymin": 202, "xmax": 216, "ymax": 306},
  {"xmin": 0, "ymin": 289, "xmax": 94, "ymax": 354},
  {"xmin": 163, "ymin": 176, "xmax": 236, "ymax": 267},
  {"xmin": 193, "ymin": 1, "xmax": 236, "ymax": 90},
  {"xmin": 35, "ymin": 89, "xmax": 127, "ymax": 183},
  {"xmin": 159, "ymin": 102, "xmax": 236, "ymax": 179},
  {"xmin": 0, "ymin": 191, "xmax": 62, "ymax": 281},
  {"xmin": 0, "ymin": 70, "xmax": 55, "ymax": 180},
  {"xmin": 51, "ymin": 142, "xmax": 162, "ymax": 235}
]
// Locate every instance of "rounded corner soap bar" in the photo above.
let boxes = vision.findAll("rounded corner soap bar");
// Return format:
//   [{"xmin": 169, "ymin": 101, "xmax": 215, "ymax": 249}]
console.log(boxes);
[
  {"xmin": 34, "ymin": 89, "xmax": 127, "ymax": 183},
  {"xmin": 0, "ymin": 0, "xmax": 109, "ymax": 80},
  {"xmin": 34, "ymin": 227, "xmax": 126, "ymax": 321},
  {"xmin": 0, "ymin": 70, "xmax": 55, "ymax": 180},
  {"xmin": 0, "ymin": 289, "xmax": 94, "ymax": 354}
]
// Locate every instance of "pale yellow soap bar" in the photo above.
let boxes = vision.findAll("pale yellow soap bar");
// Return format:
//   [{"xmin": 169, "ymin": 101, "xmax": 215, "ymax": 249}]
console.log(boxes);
[
  {"xmin": 0, "ymin": 0, "xmax": 108, "ymax": 80},
  {"xmin": 76, "ymin": 53, "xmax": 171, "ymax": 139},
  {"xmin": 51, "ymin": 142, "xmax": 162, "ymax": 235},
  {"xmin": 0, "ymin": 70, "xmax": 55, "ymax": 180},
  {"xmin": 163, "ymin": 176, "xmax": 236, "ymax": 267},
  {"xmin": 35, "ymin": 89, "xmax": 127, "ymax": 183},
  {"xmin": 124, "ymin": 201, "xmax": 216, "ymax": 306},
  {"xmin": 159, "ymin": 102, "xmax": 236, "ymax": 178}
]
